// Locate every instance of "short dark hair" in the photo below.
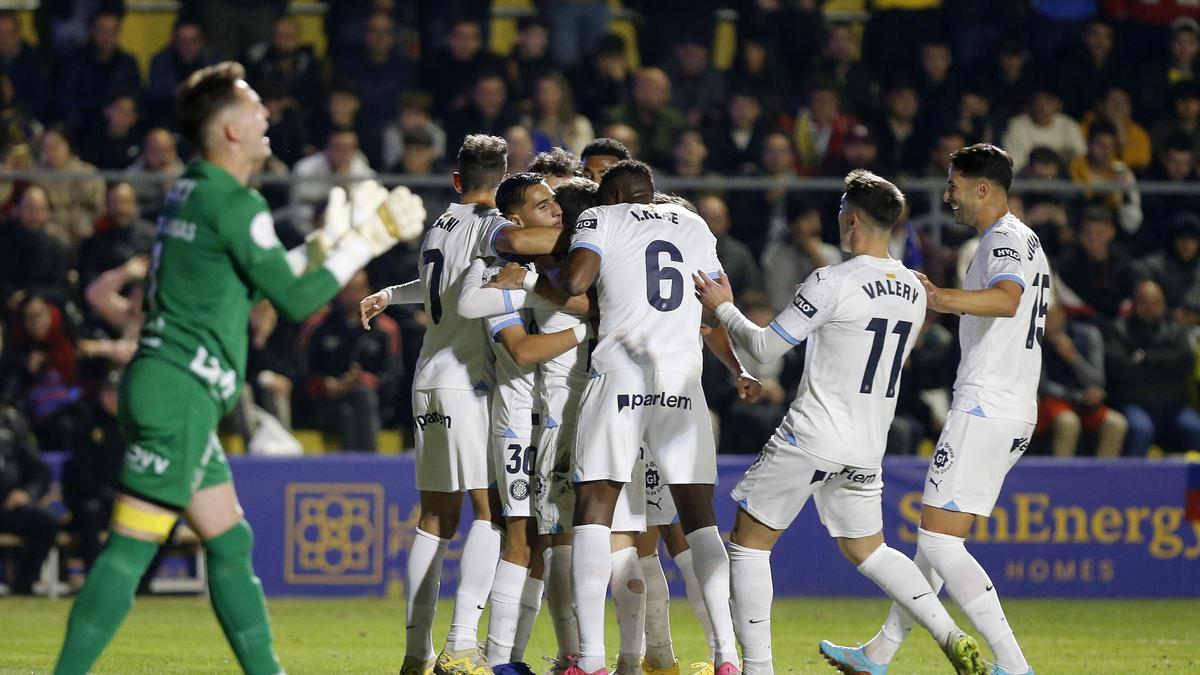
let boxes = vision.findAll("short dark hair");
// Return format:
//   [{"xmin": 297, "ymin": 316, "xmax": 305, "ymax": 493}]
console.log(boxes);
[
  {"xmin": 527, "ymin": 147, "xmax": 580, "ymax": 177},
  {"xmin": 949, "ymin": 143, "xmax": 1014, "ymax": 191},
  {"xmin": 177, "ymin": 61, "xmax": 246, "ymax": 150},
  {"xmin": 456, "ymin": 134, "xmax": 508, "ymax": 193},
  {"xmin": 581, "ymin": 137, "xmax": 630, "ymax": 162},
  {"xmin": 1088, "ymin": 119, "xmax": 1119, "ymax": 141},
  {"xmin": 843, "ymin": 169, "xmax": 905, "ymax": 229},
  {"xmin": 496, "ymin": 171, "xmax": 547, "ymax": 217},
  {"xmin": 598, "ymin": 159, "xmax": 654, "ymax": 199},
  {"xmin": 554, "ymin": 177, "xmax": 599, "ymax": 228},
  {"xmin": 1082, "ymin": 204, "xmax": 1116, "ymax": 226}
]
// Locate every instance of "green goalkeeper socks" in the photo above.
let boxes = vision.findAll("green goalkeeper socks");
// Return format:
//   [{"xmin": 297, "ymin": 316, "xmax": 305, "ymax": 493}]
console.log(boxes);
[
  {"xmin": 55, "ymin": 532, "xmax": 159, "ymax": 675},
  {"xmin": 205, "ymin": 519, "xmax": 283, "ymax": 675}
]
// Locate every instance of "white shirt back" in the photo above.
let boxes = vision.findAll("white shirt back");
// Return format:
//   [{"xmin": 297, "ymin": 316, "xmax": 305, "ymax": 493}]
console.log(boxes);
[
  {"xmin": 953, "ymin": 212, "xmax": 1051, "ymax": 423},
  {"xmin": 481, "ymin": 264, "xmax": 538, "ymax": 424},
  {"xmin": 570, "ymin": 202, "xmax": 721, "ymax": 379},
  {"xmin": 414, "ymin": 202, "xmax": 511, "ymax": 391},
  {"xmin": 771, "ymin": 257, "xmax": 927, "ymax": 469}
]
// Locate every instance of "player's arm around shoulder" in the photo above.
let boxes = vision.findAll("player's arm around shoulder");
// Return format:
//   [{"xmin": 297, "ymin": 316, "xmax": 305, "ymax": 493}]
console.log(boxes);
[
  {"xmin": 918, "ymin": 231, "xmax": 1024, "ymax": 317},
  {"xmin": 493, "ymin": 317, "xmax": 591, "ymax": 367}
]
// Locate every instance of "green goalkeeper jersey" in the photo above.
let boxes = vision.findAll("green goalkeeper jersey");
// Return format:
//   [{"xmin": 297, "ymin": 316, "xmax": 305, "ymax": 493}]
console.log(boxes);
[{"xmin": 137, "ymin": 160, "xmax": 340, "ymax": 414}]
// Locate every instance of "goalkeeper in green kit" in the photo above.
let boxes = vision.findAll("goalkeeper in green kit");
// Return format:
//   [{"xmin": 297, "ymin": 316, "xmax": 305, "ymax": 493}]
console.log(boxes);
[{"xmin": 53, "ymin": 62, "xmax": 424, "ymax": 675}]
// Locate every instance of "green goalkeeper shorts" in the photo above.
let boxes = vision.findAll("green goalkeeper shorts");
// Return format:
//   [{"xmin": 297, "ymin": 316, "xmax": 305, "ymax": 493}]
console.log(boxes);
[{"xmin": 117, "ymin": 356, "xmax": 232, "ymax": 509}]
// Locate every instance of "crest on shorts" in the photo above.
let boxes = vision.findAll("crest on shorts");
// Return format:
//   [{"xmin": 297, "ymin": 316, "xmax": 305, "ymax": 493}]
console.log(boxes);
[
  {"xmin": 931, "ymin": 442, "xmax": 955, "ymax": 474},
  {"xmin": 534, "ymin": 472, "xmax": 548, "ymax": 499},
  {"xmin": 645, "ymin": 463, "xmax": 662, "ymax": 494},
  {"xmin": 510, "ymin": 478, "xmax": 530, "ymax": 500}
]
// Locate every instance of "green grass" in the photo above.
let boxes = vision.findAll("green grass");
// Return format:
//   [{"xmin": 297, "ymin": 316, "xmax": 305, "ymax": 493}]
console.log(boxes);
[{"xmin": 2, "ymin": 597, "xmax": 1198, "ymax": 673}]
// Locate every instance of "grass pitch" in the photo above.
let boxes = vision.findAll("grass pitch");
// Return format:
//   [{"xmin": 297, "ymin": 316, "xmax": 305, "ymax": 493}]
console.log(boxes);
[{"xmin": 2, "ymin": 596, "xmax": 1197, "ymax": 673}]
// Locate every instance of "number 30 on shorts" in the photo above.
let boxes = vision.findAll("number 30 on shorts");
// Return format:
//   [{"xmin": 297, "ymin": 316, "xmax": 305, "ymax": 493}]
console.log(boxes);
[{"xmin": 506, "ymin": 444, "xmax": 536, "ymax": 476}]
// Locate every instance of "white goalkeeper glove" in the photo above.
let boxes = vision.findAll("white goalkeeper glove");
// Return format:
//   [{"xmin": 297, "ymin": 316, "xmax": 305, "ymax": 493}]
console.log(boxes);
[{"xmin": 343, "ymin": 183, "xmax": 426, "ymax": 255}]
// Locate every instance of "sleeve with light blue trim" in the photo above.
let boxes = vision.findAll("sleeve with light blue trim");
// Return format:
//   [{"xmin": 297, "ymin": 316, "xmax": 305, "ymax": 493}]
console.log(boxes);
[
  {"xmin": 479, "ymin": 213, "xmax": 518, "ymax": 258},
  {"xmin": 981, "ymin": 230, "xmax": 1026, "ymax": 290},
  {"xmin": 486, "ymin": 311, "xmax": 525, "ymax": 342},
  {"xmin": 569, "ymin": 205, "xmax": 607, "ymax": 259},
  {"xmin": 772, "ymin": 266, "xmax": 840, "ymax": 346},
  {"xmin": 703, "ymin": 232, "xmax": 724, "ymax": 280}
]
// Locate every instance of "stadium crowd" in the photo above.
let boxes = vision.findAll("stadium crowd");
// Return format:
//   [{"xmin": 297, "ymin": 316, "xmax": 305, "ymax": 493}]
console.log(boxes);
[{"xmin": 4, "ymin": 4, "xmax": 1200, "ymax": 582}]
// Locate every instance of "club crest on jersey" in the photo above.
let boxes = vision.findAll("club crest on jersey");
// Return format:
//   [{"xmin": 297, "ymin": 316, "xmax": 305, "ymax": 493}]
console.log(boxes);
[
  {"xmin": 792, "ymin": 293, "xmax": 818, "ymax": 318},
  {"xmin": 992, "ymin": 247, "xmax": 1020, "ymax": 261},
  {"xmin": 576, "ymin": 218, "xmax": 598, "ymax": 230},
  {"xmin": 510, "ymin": 478, "xmax": 530, "ymax": 500},
  {"xmin": 931, "ymin": 442, "xmax": 955, "ymax": 474}
]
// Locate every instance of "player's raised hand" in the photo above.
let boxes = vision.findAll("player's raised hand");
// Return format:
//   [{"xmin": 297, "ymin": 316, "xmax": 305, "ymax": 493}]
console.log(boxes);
[
  {"xmin": 914, "ymin": 271, "xmax": 948, "ymax": 313},
  {"xmin": 693, "ymin": 271, "xmax": 734, "ymax": 312},
  {"xmin": 347, "ymin": 184, "xmax": 427, "ymax": 255},
  {"xmin": 359, "ymin": 290, "xmax": 389, "ymax": 329},
  {"xmin": 483, "ymin": 263, "xmax": 528, "ymax": 290},
  {"xmin": 735, "ymin": 371, "xmax": 763, "ymax": 403}
]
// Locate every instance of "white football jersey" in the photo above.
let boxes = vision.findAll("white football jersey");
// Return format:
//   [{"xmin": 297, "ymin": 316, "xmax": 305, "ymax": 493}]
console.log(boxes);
[
  {"xmin": 570, "ymin": 202, "xmax": 721, "ymax": 379},
  {"xmin": 771, "ymin": 257, "xmax": 927, "ymax": 469},
  {"xmin": 954, "ymin": 212, "xmax": 1051, "ymax": 423},
  {"xmin": 483, "ymin": 265, "xmax": 538, "ymax": 430},
  {"xmin": 413, "ymin": 202, "xmax": 511, "ymax": 391}
]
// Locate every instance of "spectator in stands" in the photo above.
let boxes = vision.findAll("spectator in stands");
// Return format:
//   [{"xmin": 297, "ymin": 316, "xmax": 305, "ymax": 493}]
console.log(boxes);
[
  {"xmin": 805, "ymin": 22, "xmax": 879, "ymax": 120},
  {"xmin": 706, "ymin": 90, "xmax": 769, "ymax": 176},
  {"xmin": 914, "ymin": 39, "xmax": 963, "ymax": 127},
  {"xmin": 79, "ymin": 92, "xmax": 142, "ymax": 170},
  {"xmin": 950, "ymin": 87, "xmax": 995, "ymax": 146},
  {"xmin": 737, "ymin": 0, "xmax": 825, "ymax": 76},
  {"xmin": 1139, "ymin": 212, "xmax": 1200, "ymax": 308},
  {"xmin": 1056, "ymin": 18, "xmax": 1130, "ymax": 118},
  {"xmin": 529, "ymin": 71, "xmax": 594, "ymax": 156},
  {"xmin": 1030, "ymin": 0, "xmax": 1099, "ymax": 64},
  {"xmin": 729, "ymin": 131, "xmax": 804, "ymax": 254},
  {"xmin": 1057, "ymin": 206, "xmax": 1144, "ymax": 320},
  {"xmin": 504, "ymin": 16, "xmax": 554, "ymax": 105},
  {"xmin": 8, "ymin": 294, "xmax": 82, "ymax": 448},
  {"xmin": 664, "ymin": 34, "xmax": 726, "ymax": 128},
  {"xmin": 793, "ymin": 82, "xmax": 857, "ymax": 176},
  {"xmin": 246, "ymin": 301, "xmax": 296, "ymax": 431},
  {"xmin": 393, "ymin": 126, "xmax": 438, "ymax": 177},
  {"xmin": 1037, "ymin": 303, "xmax": 1127, "ymax": 458},
  {"xmin": 184, "ymin": 0, "xmax": 284, "ymax": 61},
  {"xmin": 125, "ymin": 128, "xmax": 184, "ymax": 222},
  {"xmin": 245, "ymin": 15, "xmax": 324, "ymax": 116},
  {"xmin": 1069, "ymin": 120, "xmax": 1144, "ymax": 234},
  {"xmin": 307, "ymin": 85, "xmax": 363, "ymax": 157},
  {"xmin": 828, "ymin": 123, "xmax": 885, "ymax": 176},
  {"xmin": 1002, "ymin": 86, "xmax": 1088, "ymax": 172},
  {"xmin": 291, "ymin": 129, "xmax": 375, "ymax": 231},
  {"xmin": 889, "ymin": 203, "xmax": 927, "ymax": 272},
  {"xmin": 598, "ymin": 124, "xmax": 640, "ymax": 163},
  {"xmin": 1137, "ymin": 17, "xmax": 1199, "ymax": 121},
  {"xmin": 874, "ymin": 78, "xmax": 927, "ymax": 177},
  {"xmin": 83, "ymin": 255, "xmax": 145, "ymax": 339},
  {"xmin": 504, "ymin": 125, "xmax": 535, "ymax": 175},
  {"xmin": 725, "ymin": 32, "xmax": 792, "ymax": 119},
  {"xmin": 381, "ymin": 91, "xmax": 446, "ymax": 172},
  {"xmin": 0, "ymin": 10, "xmax": 46, "ymax": 120},
  {"xmin": 298, "ymin": 271, "xmax": 400, "ymax": 452},
  {"xmin": 572, "ymin": 33, "xmax": 631, "ymax": 121},
  {"xmin": 1150, "ymin": 81, "xmax": 1200, "ymax": 156},
  {"xmin": 1018, "ymin": 147, "xmax": 1073, "ymax": 258},
  {"xmin": 924, "ymin": 128, "xmax": 967, "ymax": 178},
  {"xmin": 444, "ymin": 71, "xmax": 519, "ymax": 158},
  {"xmin": 335, "ymin": 11, "xmax": 415, "ymax": 164},
  {"xmin": 54, "ymin": 9, "xmax": 140, "ymax": 133},
  {"xmin": 1144, "ymin": 132, "xmax": 1200, "ymax": 245},
  {"xmin": 419, "ymin": 17, "xmax": 502, "ymax": 118},
  {"xmin": 0, "ymin": 74, "xmax": 41, "ymax": 158},
  {"xmin": 0, "ymin": 400, "xmax": 57, "ymax": 595},
  {"xmin": 1106, "ymin": 279, "xmax": 1200, "ymax": 455},
  {"xmin": 37, "ymin": 129, "xmax": 105, "ymax": 244},
  {"xmin": 260, "ymin": 81, "xmax": 309, "ymax": 166},
  {"xmin": 667, "ymin": 127, "xmax": 714, "ymax": 184},
  {"xmin": 696, "ymin": 193, "xmax": 762, "ymax": 298},
  {"xmin": 63, "ymin": 370, "xmax": 125, "ymax": 570},
  {"xmin": 538, "ymin": 0, "xmax": 610, "ymax": 68},
  {"xmin": 145, "ymin": 19, "xmax": 214, "ymax": 127},
  {"xmin": 0, "ymin": 186, "xmax": 71, "ymax": 306},
  {"xmin": 78, "ymin": 182, "xmax": 154, "ymax": 292},
  {"xmin": 1082, "ymin": 84, "xmax": 1152, "ymax": 173},
  {"xmin": 605, "ymin": 67, "xmax": 687, "ymax": 169},
  {"xmin": 986, "ymin": 39, "xmax": 1034, "ymax": 127},
  {"xmin": 760, "ymin": 201, "xmax": 842, "ymax": 312}
]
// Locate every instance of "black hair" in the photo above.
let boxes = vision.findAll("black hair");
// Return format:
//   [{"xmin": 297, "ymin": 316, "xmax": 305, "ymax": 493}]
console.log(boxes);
[
  {"xmin": 598, "ymin": 159, "xmax": 654, "ymax": 200},
  {"xmin": 843, "ymin": 169, "xmax": 905, "ymax": 230},
  {"xmin": 949, "ymin": 143, "xmax": 1014, "ymax": 192},
  {"xmin": 495, "ymin": 171, "xmax": 547, "ymax": 217},
  {"xmin": 554, "ymin": 177, "xmax": 600, "ymax": 228},
  {"xmin": 527, "ymin": 147, "xmax": 580, "ymax": 177},
  {"xmin": 456, "ymin": 134, "xmax": 508, "ymax": 193},
  {"xmin": 581, "ymin": 137, "xmax": 630, "ymax": 161},
  {"xmin": 1088, "ymin": 119, "xmax": 1119, "ymax": 141}
]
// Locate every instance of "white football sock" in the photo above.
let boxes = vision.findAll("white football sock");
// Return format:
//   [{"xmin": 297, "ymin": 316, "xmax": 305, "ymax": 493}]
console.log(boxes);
[
  {"xmin": 486, "ymin": 559, "xmax": 529, "ymax": 664},
  {"xmin": 919, "ymin": 528, "xmax": 1029, "ymax": 673},
  {"xmin": 685, "ymin": 526, "xmax": 739, "ymax": 666},
  {"xmin": 611, "ymin": 545, "xmax": 646, "ymax": 664},
  {"xmin": 675, "ymin": 547, "xmax": 716, "ymax": 661},
  {"xmin": 405, "ymin": 529, "xmax": 449, "ymax": 660},
  {"xmin": 729, "ymin": 542, "xmax": 773, "ymax": 674},
  {"xmin": 545, "ymin": 544, "xmax": 579, "ymax": 658},
  {"xmin": 865, "ymin": 544, "xmax": 942, "ymax": 664},
  {"xmin": 572, "ymin": 524, "xmax": 612, "ymax": 672},
  {"xmin": 446, "ymin": 520, "xmax": 502, "ymax": 652},
  {"xmin": 511, "ymin": 575, "xmax": 543, "ymax": 661},
  {"xmin": 640, "ymin": 552, "xmax": 677, "ymax": 668},
  {"xmin": 857, "ymin": 544, "xmax": 956, "ymax": 644}
]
